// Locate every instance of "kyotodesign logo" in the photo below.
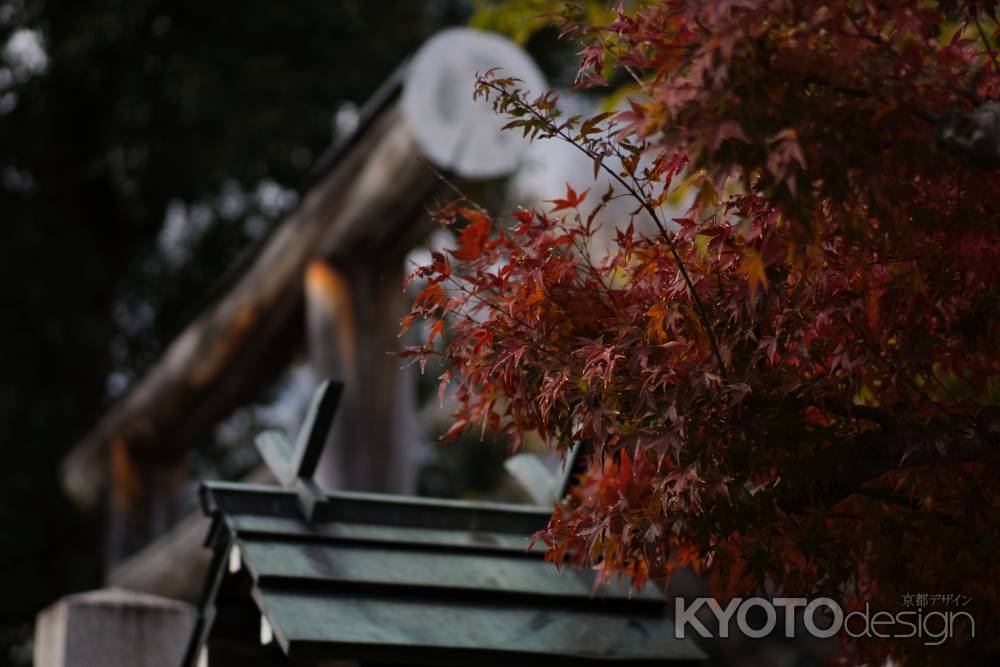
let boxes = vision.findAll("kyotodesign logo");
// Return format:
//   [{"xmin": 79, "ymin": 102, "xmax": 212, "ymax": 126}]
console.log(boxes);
[{"xmin": 674, "ymin": 596, "xmax": 975, "ymax": 646}]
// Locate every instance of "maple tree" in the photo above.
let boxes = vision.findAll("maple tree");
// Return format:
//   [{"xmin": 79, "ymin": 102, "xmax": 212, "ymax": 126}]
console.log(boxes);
[{"xmin": 404, "ymin": 1, "xmax": 1000, "ymax": 663}]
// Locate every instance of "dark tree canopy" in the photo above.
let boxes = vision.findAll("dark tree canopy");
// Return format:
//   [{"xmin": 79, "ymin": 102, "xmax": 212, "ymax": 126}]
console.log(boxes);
[{"xmin": 0, "ymin": 1, "xmax": 466, "ymax": 662}]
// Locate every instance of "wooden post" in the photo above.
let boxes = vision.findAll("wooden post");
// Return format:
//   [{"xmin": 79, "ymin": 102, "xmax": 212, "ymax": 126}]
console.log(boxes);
[
  {"xmin": 304, "ymin": 257, "xmax": 419, "ymax": 493},
  {"xmin": 107, "ymin": 437, "xmax": 188, "ymax": 570}
]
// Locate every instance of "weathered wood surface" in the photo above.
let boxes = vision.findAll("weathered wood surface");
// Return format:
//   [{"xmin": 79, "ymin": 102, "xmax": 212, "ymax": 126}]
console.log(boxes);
[
  {"xmin": 306, "ymin": 259, "xmax": 421, "ymax": 494},
  {"xmin": 62, "ymin": 103, "xmax": 439, "ymax": 511},
  {"xmin": 183, "ymin": 481, "xmax": 706, "ymax": 666}
]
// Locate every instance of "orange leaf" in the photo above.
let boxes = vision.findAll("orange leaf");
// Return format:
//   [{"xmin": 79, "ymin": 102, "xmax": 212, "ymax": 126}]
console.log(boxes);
[
  {"xmin": 428, "ymin": 319, "xmax": 446, "ymax": 346},
  {"xmin": 452, "ymin": 208, "xmax": 493, "ymax": 261},
  {"xmin": 399, "ymin": 313, "xmax": 416, "ymax": 336},
  {"xmin": 442, "ymin": 419, "xmax": 469, "ymax": 441},
  {"xmin": 415, "ymin": 283, "xmax": 445, "ymax": 309},
  {"xmin": 451, "ymin": 222, "xmax": 490, "ymax": 261},
  {"xmin": 740, "ymin": 249, "xmax": 768, "ymax": 299},
  {"xmin": 619, "ymin": 448, "xmax": 633, "ymax": 485},
  {"xmin": 547, "ymin": 184, "xmax": 590, "ymax": 212}
]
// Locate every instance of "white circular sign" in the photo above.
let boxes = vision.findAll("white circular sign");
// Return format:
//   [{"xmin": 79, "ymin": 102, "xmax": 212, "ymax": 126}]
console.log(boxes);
[{"xmin": 402, "ymin": 28, "xmax": 548, "ymax": 180}]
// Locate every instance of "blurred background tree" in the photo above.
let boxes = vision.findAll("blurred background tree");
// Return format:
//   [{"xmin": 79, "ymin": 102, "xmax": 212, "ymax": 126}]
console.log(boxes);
[{"xmin": 0, "ymin": 1, "xmax": 470, "ymax": 662}]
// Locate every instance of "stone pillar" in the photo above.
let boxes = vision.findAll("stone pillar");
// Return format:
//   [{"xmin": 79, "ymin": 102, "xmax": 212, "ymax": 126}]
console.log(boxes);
[{"xmin": 34, "ymin": 588, "xmax": 195, "ymax": 667}]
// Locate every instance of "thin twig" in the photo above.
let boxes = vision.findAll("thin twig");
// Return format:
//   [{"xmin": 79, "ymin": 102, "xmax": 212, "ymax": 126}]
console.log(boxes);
[
  {"xmin": 973, "ymin": 12, "xmax": 1000, "ymax": 75},
  {"xmin": 477, "ymin": 78, "xmax": 729, "ymax": 377}
]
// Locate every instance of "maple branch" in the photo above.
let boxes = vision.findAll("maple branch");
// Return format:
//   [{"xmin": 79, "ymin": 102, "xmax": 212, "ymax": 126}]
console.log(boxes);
[
  {"xmin": 565, "ymin": 227, "xmax": 619, "ymax": 309},
  {"xmin": 419, "ymin": 154, "xmax": 622, "ymax": 318},
  {"xmin": 928, "ymin": 366, "xmax": 963, "ymax": 406},
  {"xmin": 417, "ymin": 155, "xmax": 491, "ymax": 216},
  {"xmin": 442, "ymin": 274, "xmax": 575, "ymax": 365},
  {"xmin": 845, "ymin": 13, "xmax": 895, "ymax": 51},
  {"xmin": 476, "ymin": 78, "xmax": 729, "ymax": 377},
  {"xmin": 844, "ymin": 321, "xmax": 955, "ymax": 420},
  {"xmin": 597, "ymin": 155, "xmax": 729, "ymax": 378},
  {"xmin": 824, "ymin": 400, "xmax": 894, "ymax": 434},
  {"xmin": 844, "ymin": 488, "xmax": 962, "ymax": 524}
]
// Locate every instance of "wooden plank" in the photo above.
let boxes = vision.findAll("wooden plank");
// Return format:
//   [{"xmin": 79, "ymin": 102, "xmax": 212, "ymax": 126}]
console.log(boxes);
[
  {"xmin": 229, "ymin": 514, "xmax": 538, "ymax": 555},
  {"xmin": 287, "ymin": 380, "xmax": 342, "ymax": 485},
  {"xmin": 202, "ymin": 482, "xmax": 551, "ymax": 535},
  {"xmin": 236, "ymin": 538, "xmax": 663, "ymax": 603},
  {"xmin": 254, "ymin": 588, "xmax": 704, "ymax": 665}
]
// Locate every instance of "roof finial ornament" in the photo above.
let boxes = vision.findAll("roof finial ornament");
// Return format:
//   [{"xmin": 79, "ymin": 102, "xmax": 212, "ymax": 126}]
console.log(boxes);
[{"xmin": 254, "ymin": 379, "xmax": 343, "ymax": 519}]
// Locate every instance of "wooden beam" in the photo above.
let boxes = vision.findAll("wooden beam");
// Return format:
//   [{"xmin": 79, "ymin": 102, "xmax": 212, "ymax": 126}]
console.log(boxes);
[
  {"xmin": 63, "ymin": 29, "xmax": 548, "ymax": 570},
  {"xmin": 63, "ymin": 102, "xmax": 439, "ymax": 509}
]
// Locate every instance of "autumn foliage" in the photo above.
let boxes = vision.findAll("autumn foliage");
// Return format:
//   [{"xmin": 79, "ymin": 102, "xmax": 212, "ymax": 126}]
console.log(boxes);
[{"xmin": 404, "ymin": 1, "xmax": 1000, "ymax": 663}]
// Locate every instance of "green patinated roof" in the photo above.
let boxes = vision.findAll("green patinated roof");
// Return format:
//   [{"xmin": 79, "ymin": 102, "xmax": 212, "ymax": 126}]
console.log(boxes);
[{"xmin": 183, "ymin": 480, "xmax": 705, "ymax": 666}]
